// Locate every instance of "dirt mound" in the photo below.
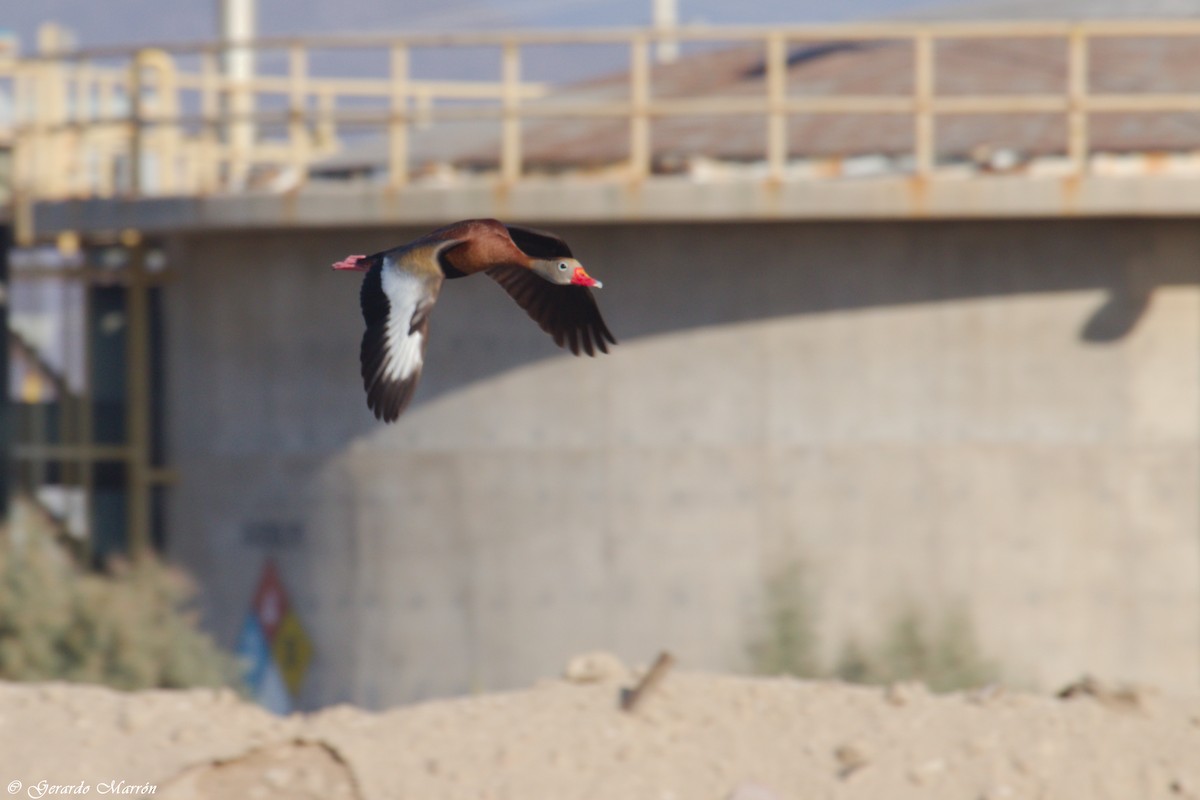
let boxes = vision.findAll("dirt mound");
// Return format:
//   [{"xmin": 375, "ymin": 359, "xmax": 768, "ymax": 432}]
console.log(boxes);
[{"xmin": 1, "ymin": 655, "xmax": 1198, "ymax": 800}]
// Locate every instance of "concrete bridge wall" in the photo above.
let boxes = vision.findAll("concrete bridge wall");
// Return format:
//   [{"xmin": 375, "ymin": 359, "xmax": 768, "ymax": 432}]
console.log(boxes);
[{"xmin": 162, "ymin": 218, "xmax": 1200, "ymax": 708}]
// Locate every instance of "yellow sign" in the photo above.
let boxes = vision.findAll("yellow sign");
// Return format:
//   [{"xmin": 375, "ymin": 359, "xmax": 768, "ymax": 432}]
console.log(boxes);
[{"xmin": 271, "ymin": 610, "xmax": 314, "ymax": 696}]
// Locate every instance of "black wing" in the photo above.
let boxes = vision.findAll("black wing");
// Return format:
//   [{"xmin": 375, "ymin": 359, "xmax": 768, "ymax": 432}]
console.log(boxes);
[
  {"xmin": 505, "ymin": 224, "xmax": 574, "ymax": 259},
  {"xmin": 486, "ymin": 264, "xmax": 616, "ymax": 356}
]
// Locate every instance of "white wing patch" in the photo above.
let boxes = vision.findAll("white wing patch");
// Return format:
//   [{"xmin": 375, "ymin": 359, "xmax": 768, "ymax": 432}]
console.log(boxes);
[{"xmin": 381, "ymin": 264, "xmax": 426, "ymax": 382}]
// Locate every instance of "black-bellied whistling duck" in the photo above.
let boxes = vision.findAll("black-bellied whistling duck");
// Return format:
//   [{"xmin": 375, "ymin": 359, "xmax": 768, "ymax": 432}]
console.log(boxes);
[{"xmin": 333, "ymin": 218, "xmax": 615, "ymax": 422}]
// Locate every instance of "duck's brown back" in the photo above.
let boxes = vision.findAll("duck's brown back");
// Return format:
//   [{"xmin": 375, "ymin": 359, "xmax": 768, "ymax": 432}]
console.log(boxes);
[{"xmin": 435, "ymin": 219, "xmax": 528, "ymax": 277}]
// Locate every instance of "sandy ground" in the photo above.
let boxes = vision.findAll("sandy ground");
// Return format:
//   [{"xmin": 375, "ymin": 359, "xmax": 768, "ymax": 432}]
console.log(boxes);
[{"xmin": 0, "ymin": 653, "xmax": 1198, "ymax": 800}]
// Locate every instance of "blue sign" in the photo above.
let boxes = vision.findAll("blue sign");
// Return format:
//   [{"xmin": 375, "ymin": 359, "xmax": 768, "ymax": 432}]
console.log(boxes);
[{"xmin": 235, "ymin": 611, "xmax": 271, "ymax": 693}]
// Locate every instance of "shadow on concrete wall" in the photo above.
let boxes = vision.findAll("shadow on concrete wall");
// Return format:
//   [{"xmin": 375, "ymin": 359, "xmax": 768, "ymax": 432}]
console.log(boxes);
[
  {"xmin": 1079, "ymin": 284, "xmax": 1153, "ymax": 343},
  {"xmin": 305, "ymin": 218, "xmax": 1194, "ymax": 412},
  {"xmin": 161, "ymin": 216, "xmax": 1200, "ymax": 453}
]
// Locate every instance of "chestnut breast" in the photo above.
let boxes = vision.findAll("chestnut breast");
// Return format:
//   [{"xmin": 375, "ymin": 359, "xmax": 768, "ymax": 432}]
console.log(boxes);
[{"xmin": 438, "ymin": 221, "xmax": 527, "ymax": 277}]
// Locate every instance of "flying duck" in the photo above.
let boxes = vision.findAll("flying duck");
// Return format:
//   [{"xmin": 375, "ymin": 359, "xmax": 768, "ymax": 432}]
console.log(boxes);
[{"xmin": 333, "ymin": 218, "xmax": 615, "ymax": 422}]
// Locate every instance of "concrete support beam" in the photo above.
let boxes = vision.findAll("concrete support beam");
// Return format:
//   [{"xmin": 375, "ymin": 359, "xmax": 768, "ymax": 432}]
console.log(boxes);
[{"xmin": 32, "ymin": 175, "xmax": 1200, "ymax": 239}]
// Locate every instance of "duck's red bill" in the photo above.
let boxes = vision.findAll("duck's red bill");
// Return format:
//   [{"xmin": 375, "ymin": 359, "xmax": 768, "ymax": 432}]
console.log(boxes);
[{"xmin": 571, "ymin": 267, "xmax": 603, "ymax": 288}]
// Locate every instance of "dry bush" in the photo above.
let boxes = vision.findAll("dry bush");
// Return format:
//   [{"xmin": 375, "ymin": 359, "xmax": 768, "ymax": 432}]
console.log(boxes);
[{"xmin": 0, "ymin": 531, "xmax": 239, "ymax": 691}]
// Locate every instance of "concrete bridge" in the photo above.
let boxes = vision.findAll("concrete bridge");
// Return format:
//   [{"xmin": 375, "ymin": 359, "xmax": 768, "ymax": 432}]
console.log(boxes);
[{"xmin": 4, "ymin": 20, "xmax": 1200, "ymax": 707}]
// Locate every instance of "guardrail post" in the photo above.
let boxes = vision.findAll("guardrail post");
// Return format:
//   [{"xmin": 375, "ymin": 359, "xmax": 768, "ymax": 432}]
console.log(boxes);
[
  {"xmin": 389, "ymin": 44, "xmax": 409, "ymax": 188},
  {"xmin": 128, "ymin": 49, "xmax": 146, "ymax": 195},
  {"xmin": 316, "ymin": 89, "xmax": 335, "ymax": 149},
  {"xmin": 1068, "ymin": 27, "xmax": 1089, "ymax": 175},
  {"xmin": 36, "ymin": 25, "xmax": 70, "ymax": 199},
  {"xmin": 914, "ymin": 32, "xmax": 934, "ymax": 177},
  {"xmin": 288, "ymin": 44, "xmax": 309, "ymax": 182},
  {"xmin": 97, "ymin": 72, "xmax": 117, "ymax": 197},
  {"xmin": 501, "ymin": 41, "xmax": 522, "ymax": 184},
  {"xmin": 11, "ymin": 63, "xmax": 35, "ymax": 242},
  {"xmin": 629, "ymin": 34, "xmax": 650, "ymax": 181},
  {"xmin": 70, "ymin": 62, "xmax": 90, "ymax": 197},
  {"xmin": 145, "ymin": 49, "xmax": 180, "ymax": 195},
  {"xmin": 200, "ymin": 50, "xmax": 221, "ymax": 192},
  {"xmin": 766, "ymin": 33, "xmax": 788, "ymax": 182}
]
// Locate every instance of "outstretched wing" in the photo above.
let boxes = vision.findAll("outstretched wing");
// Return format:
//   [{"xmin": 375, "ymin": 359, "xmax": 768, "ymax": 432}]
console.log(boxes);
[
  {"xmin": 485, "ymin": 264, "xmax": 616, "ymax": 356},
  {"xmin": 359, "ymin": 254, "xmax": 442, "ymax": 422}
]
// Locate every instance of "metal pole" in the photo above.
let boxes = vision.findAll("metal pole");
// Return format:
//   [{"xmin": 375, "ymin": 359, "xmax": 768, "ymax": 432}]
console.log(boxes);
[
  {"xmin": 219, "ymin": 0, "xmax": 256, "ymax": 77},
  {"xmin": 0, "ymin": 224, "xmax": 10, "ymax": 522},
  {"xmin": 220, "ymin": 0, "xmax": 257, "ymax": 189},
  {"xmin": 78, "ymin": 263, "xmax": 94, "ymax": 563},
  {"xmin": 124, "ymin": 232, "xmax": 151, "ymax": 558},
  {"xmin": 653, "ymin": 0, "xmax": 679, "ymax": 64}
]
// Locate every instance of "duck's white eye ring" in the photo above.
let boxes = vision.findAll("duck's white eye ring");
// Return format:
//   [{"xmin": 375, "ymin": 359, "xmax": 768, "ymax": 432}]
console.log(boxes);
[{"xmin": 558, "ymin": 262, "xmax": 569, "ymax": 271}]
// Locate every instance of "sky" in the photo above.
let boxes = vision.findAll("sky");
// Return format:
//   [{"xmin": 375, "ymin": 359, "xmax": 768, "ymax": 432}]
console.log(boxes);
[
  {"xmin": 8, "ymin": 0, "xmax": 1200, "ymax": 51},
  {"xmin": 7, "ymin": 0, "xmax": 1198, "ymax": 87},
  {"xmin": 4, "ymin": 0, "xmax": 966, "ymax": 50}
]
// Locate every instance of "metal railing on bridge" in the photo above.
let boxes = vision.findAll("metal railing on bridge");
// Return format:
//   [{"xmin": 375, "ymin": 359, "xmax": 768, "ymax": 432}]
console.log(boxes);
[{"xmin": 5, "ymin": 19, "xmax": 1200, "ymax": 233}]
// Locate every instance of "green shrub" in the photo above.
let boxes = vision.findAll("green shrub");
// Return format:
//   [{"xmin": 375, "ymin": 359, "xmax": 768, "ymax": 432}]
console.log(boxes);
[
  {"xmin": 830, "ymin": 605, "xmax": 999, "ymax": 692},
  {"xmin": 747, "ymin": 559, "xmax": 822, "ymax": 678},
  {"xmin": 749, "ymin": 560, "xmax": 999, "ymax": 691},
  {"xmin": 0, "ymin": 531, "xmax": 239, "ymax": 691}
]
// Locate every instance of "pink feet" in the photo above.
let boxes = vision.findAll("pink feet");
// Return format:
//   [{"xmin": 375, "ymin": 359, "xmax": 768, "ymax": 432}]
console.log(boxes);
[{"xmin": 332, "ymin": 254, "xmax": 368, "ymax": 271}]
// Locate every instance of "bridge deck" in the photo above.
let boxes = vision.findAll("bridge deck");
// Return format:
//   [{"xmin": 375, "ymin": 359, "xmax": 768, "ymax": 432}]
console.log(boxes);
[{"xmin": 34, "ymin": 172, "xmax": 1200, "ymax": 236}]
